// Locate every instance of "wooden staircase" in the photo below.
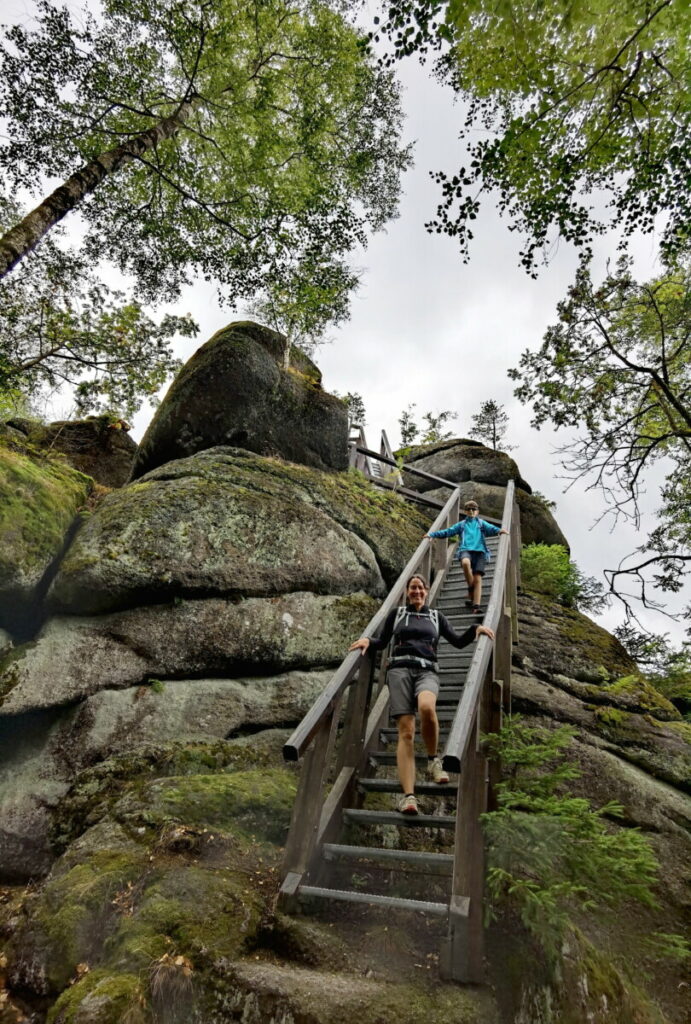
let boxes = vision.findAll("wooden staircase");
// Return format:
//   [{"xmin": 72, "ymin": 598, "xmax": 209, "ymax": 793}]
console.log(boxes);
[{"xmin": 279, "ymin": 483, "xmax": 520, "ymax": 982}]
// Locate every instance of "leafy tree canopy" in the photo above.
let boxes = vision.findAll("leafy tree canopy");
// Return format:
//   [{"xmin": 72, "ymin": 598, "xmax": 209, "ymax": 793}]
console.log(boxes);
[
  {"xmin": 245, "ymin": 248, "xmax": 359, "ymax": 366},
  {"xmin": 0, "ymin": 199, "xmax": 196, "ymax": 417},
  {"xmin": 376, "ymin": 0, "xmax": 690, "ymax": 272},
  {"xmin": 510, "ymin": 257, "xmax": 691, "ymax": 622},
  {"xmin": 0, "ymin": 0, "xmax": 411, "ymax": 300}
]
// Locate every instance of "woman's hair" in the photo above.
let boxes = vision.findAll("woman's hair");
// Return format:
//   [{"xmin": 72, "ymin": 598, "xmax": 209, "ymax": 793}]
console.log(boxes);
[{"xmin": 406, "ymin": 573, "xmax": 429, "ymax": 590}]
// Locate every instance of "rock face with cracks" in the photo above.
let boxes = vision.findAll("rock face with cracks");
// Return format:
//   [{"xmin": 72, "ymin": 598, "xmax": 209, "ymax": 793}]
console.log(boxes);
[
  {"xmin": 5, "ymin": 414, "xmax": 137, "ymax": 488},
  {"xmin": 130, "ymin": 321, "xmax": 349, "ymax": 478}
]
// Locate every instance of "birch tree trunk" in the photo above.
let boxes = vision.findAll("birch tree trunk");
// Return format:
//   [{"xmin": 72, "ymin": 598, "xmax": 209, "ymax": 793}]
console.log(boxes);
[{"xmin": 0, "ymin": 99, "xmax": 196, "ymax": 280}]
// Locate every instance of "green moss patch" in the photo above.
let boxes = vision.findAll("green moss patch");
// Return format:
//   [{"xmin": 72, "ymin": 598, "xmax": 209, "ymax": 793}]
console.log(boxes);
[
  {"xmin": 600, "ymin": 674, "xmax": 681, "ymax": 720},
  {"xmin": 0, "ymin": 438, "xmax": 92, "ymax": 586},
  {"xmin": 114, "ymin": 769, "xmax": 297, "ymax": 844},
  {"xmin": 47, "ymin": 970, "xmax": 146, "ymax": 1024}
]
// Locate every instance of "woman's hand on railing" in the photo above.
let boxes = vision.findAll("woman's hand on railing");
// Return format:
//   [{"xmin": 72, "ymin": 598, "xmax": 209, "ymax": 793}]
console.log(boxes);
[
  {"xmin": 475, "ymin": 624, "xmax": 495, "ymax": 641},
  {"xmin": 349, "ymin": 637, "xmax": 371, "ymax": 656}
]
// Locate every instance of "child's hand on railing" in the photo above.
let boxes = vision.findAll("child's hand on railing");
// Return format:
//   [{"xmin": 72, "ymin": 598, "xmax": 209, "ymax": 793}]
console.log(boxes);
[{"xmin": 349, "ymin": 637, "xmax": 371, "ymax": 656}]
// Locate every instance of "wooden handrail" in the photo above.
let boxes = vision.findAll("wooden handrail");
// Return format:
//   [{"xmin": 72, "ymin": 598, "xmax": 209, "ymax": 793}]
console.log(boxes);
[
  {"xmin": 442, "ymin": 481, "xmax": 515, "ymax": 773},
  {"xmin": 282, "ymin": 484, "xmax": 463, "ymax": 761},
  {"xmin": 354, "ymin": 445, "xmax": 457, "ymax": 489}
]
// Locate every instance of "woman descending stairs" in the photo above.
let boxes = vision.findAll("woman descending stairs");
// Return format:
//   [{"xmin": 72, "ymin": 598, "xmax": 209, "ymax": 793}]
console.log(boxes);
[{"xmin": 280, "ymin": 485, "xmax": 520, "ymax": 982}]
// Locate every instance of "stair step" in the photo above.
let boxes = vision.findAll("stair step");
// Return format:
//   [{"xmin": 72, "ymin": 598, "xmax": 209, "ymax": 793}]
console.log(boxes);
[
  {"xmin": 298, "ymin": 884, "xmax": 448, "ymax": 916},
  {"xmin": 358, "ymin": 777, "xmax": 457, "ymax": 795},
  {"xmin": 368, "ymin": 751, "xmax": 431, "ymax": 766},
  {"xmin": 323, "ymin": 844, "xmax": 454, "ymax": 875},
  {"xmin": 379, "ymin": 728, "xmax": 450, "ymax": 743},
  {"xmin": 343, "ymin": 808, "xmax": 456, "ymax": 829}
]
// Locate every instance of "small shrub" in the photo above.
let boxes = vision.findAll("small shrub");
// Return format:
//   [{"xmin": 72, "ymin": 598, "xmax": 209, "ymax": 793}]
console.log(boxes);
[
  {"xmin": 520, "ymin": 543, "xmax": 608, "ymax": 613},
  {"xmin": 482, "ymin": 717, "xmax": 659, "ymax": 956}
]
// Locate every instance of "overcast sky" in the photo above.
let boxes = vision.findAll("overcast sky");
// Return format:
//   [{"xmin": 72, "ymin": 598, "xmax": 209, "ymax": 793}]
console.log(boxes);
[{"xmin": 5, "ymin": 0, "xmax": 687, "ymax": 645}]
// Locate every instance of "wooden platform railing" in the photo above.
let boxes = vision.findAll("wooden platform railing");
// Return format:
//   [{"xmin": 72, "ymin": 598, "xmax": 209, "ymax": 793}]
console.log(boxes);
[{"xmin": 348, "ymin": 425, "xmax": 454, "ymax": 509}]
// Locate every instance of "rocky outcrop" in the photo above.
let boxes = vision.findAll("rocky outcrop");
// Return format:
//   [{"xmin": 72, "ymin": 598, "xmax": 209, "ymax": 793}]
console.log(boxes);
[
  {"xmin": 6, "ymin": 415, "xmax": 137, "ymax": 487},
  {"xmin": 509, "ymin": 591, "xmax": 690, "ymax": 1024},
  {"xmin": 0, "ymin": 436, "xmax": 92, "ymax": 635},
  {"xmin": 0, "ymin": 591, "xmax": 377, "ymax": 716},
  {"xmin": 0, "ymin": 670, "xmax": 332, "ymax": 881},
  {"xmin": 49, "ymin": 447, "xmax": 395, "ymax": 615},
  {"xmin": 131, "ymin": 322, "xmax": 349, "ymax": 478},
  {"xmin": 403, "ymin": 438, "xmax": 531, "ymax": 493},
  {"xmin": 400, "ymin": 440, "xmax": 568, "ymax": 548}
]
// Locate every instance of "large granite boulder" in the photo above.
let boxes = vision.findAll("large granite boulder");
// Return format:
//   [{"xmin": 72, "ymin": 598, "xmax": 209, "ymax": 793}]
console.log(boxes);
[
  {"xmin": 0, "ymin": 591, "xmax": 377, "ymax": 716},
  {"xmin": 6, "ymin": 415, "xmax": 137, "ymax": 487},
  {"xmin": 0, "ymin": 436, "xmax": 92, "ymax": 635},
  {"xmin": 131, "ymin": 321, "xmax": 348, "ymax": 478},
  {"xmin": 402, "ymin": 439, "xmax": 532, "ymax": 493},
  {"xmin": 49, "ymin": 448, "xmax": 390, "ymax": 615}
]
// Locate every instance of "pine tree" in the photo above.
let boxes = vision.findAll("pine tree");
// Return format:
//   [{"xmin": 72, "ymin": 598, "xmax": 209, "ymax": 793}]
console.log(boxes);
[{"xmin": 470, "ymin": 400, "xmax": 514, "ymax": 451}]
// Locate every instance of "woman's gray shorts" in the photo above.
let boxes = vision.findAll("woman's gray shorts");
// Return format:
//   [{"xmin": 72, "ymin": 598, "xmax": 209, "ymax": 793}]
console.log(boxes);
[{"xmin": 387, "ymin": 666, "xmax": 439, "ymax": 718}]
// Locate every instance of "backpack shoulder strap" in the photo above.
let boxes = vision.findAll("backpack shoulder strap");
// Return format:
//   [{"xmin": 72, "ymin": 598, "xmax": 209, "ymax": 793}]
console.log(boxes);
[
  {"xmin": 429, "ymin": 607, "xmax": 439, "ymax": 633},
  {"xmin": 392, "ymin": 605, "xmax": 407, "ymax": 633}
]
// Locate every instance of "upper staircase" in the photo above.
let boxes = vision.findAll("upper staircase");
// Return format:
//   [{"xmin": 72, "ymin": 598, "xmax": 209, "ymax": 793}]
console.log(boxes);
[{"xmin": 279, "ymin": 476, "xmax": 521, "ymax": 982}]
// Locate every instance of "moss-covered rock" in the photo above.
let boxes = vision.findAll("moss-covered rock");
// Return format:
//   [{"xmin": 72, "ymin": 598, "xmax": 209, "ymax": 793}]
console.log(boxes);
[
  {"xmin": 57, "ymin": 669, "xmax": 334, "ymax": 766},
  {"xmin": 512, "ymin": 666, "xmax": 691, "ymax": 789},
  {"xmin": 49, "ymin": 447, "xmax": 427, "ymax": 615},
  {"xmin": 199, "ymin": 959, "xmax": 498, "ymax": 1024},
  {"xmin": 49, "ymin": 451, "xmax": 386, "ymax": 614},
  {"xmin": 510, "ymin": 927, "xmax": 670, "ymax": 1024},
  {"xmin": 10, "ymin": 415, "xmax": 137, "ymax": 489},
  {"xmin": 0, "ymin": 591, "xmax": 377, "ymax": 715},
  {"xmin": 131, "ymin": 321, "xmax": 348, "ymax": 478},
  {"xmin": 516, "ymin": 592, "xmax": 635, "ymax": 680},
  {"xmin": 0, "ymin": 437, "xmax": 92, "ymax": 633},
  {"xmin": 47, "ymin": 970, "xmax": 147, "ymax": 1024},
  {"xmin": 8, "ymin": 764, "xmax": 294, "ymax": 1003}
]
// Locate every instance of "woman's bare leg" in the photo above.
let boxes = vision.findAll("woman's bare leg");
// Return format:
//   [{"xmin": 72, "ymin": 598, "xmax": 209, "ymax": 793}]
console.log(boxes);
[
  {"xmin": 418, "ymin": 691, "xmax": 439, "ymax": 756},
  {"xmin": 396, "ymin": 714, "xmax": 416, "ymax": 794}
]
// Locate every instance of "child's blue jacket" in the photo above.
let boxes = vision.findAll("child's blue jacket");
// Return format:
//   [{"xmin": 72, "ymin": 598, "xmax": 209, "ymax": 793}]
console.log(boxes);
[{"xmin": 428, "ymin": 517, "xmax": 501, "ymax": 561}]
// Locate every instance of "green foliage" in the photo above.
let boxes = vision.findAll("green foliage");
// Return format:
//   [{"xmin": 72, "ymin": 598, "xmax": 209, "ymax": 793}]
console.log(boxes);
[
  {"xmin": 0, "ymin": 198, "xmax": 195, "ymax": 416},
  {"xmin": 531, "ymin": 491, "xmax": 557, "ymax": 512},
  {"xmin": 377, "ymin": 0, "xmax": 691, "ymax": 272},
  {"xmin": 521, "ymin": 543, "xmax": 608, "ymax": 614},
  {"xmin": 511, "ymin": 257, "xmax": 691, "ymax": 620},
  {"xmin": 336, "ymin": 390, "xmax": 367, "ymax": 428},
  {"xmin": 397, "ymin": 402, "xmax": 457, "ymax": 445},
  {"xmin": 645, "ymin": 932, "xmax": 691, "ymax": 964},
  {"xmin": 0, "ymin": 0, "xmax": 411, "ymax": 302},
  {"xmin": 246, "ymin": 254, "xmax": 359, "ymax": 366},
  {"xmin": 469, "ymin": 398, "xmax": 514, "ymax": 450},
  {"xmin": 482, "ymin": 717, "xmax": 659, "ymax": 955}
]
